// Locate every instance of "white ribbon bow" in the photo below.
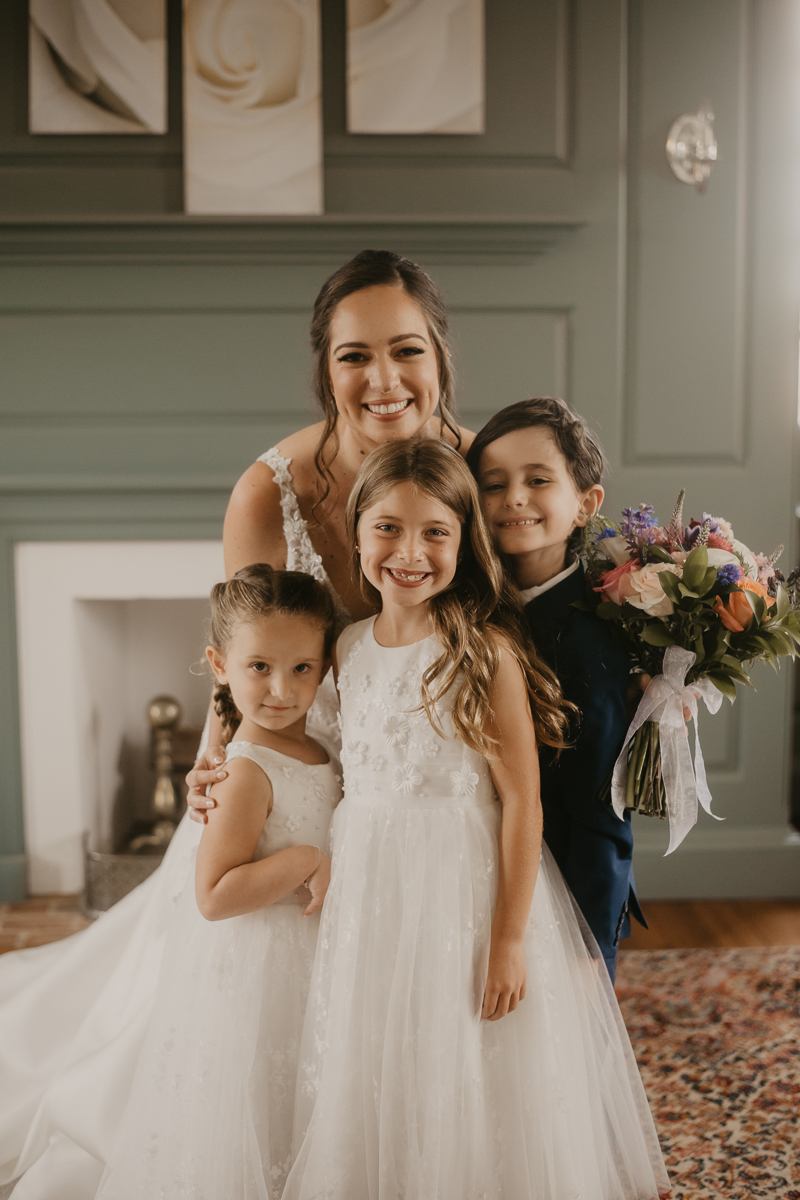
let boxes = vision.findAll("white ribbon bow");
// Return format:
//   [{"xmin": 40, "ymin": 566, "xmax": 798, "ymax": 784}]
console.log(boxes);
[{"xmin": 611, "ymin": 646, "xmax": 724, "ymax": 854}]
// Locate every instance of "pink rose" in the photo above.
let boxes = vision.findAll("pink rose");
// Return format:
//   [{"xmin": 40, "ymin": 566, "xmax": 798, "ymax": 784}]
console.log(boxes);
[{"xmin": 596, "ymin": 559, "xmax": 640, "ymax": 605}]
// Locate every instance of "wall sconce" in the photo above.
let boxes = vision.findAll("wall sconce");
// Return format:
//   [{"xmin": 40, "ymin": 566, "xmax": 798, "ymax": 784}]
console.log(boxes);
[{"xmin": 666, "ymin": 102, "xmax": 717, "ymax": 193}]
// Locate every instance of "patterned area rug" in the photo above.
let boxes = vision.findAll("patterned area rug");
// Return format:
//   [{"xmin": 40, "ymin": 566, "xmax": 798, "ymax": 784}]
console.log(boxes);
[{"xmin": 616, "ymin": 947, "xmax": 800, "ymax": 1199}]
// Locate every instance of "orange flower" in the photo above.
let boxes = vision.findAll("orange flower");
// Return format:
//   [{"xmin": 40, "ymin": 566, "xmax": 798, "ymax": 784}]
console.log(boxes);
[{"xmin": 713, "ymin": 577, "xmax": 775, "ymax": 633}]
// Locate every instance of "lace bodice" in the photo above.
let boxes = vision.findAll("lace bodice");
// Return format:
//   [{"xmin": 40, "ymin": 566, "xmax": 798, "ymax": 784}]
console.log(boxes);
[
  {"xmin": 336, "ymin": 617, "xmax": 498, "ymax": 809},
  {"xmin": 225, "ymin": 740, "xmax": 341, "ymax": 859},
  {"xmin": 258, "ymin": 447, "xmax": 352, "ymax": 755},
  {"xmin": 258, "ymin": 446, "xmax": 352, "ymax": 631}
]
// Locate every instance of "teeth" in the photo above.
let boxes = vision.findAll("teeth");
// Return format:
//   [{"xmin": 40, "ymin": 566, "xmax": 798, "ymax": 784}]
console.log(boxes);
[
  {"xmin": 366, "ymin": 400, "xmax": 410, "ymax": 415},
  {"xmin": 390, "ymin": 570, "xmax": 427, "ymax": 581}
]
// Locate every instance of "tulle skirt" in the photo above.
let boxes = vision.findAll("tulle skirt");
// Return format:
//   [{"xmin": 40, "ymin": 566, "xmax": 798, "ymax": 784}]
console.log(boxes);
[
  {"xmin": 285, "ymin": 795, "xmax": 670, "ymax": 1200},
  {"xmin": 0, "ymin": 812, "xmax": 202, "ymax": 1195},
  {"xmin": 98, "ymin": 879, "xmax": 320, "ymax": 1200}
]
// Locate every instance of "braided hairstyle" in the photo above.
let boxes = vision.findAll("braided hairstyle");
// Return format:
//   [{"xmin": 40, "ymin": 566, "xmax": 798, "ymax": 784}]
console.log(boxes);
[{"xmin": 208, "ymin": 563, "xmax": 337, "ymax": 742}]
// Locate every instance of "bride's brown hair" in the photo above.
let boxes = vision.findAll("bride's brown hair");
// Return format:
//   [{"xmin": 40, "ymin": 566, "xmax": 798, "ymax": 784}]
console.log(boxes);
[
  {"xmin": 345, "ymin": 439, "xmax": 571, "ymax": 756},
  {"xmin": 310, "ymin": 250, "xmax": 461, "ymax": 516},
  {"xmin": 208, "ymin": 563, "xmax": 337, "ymax": 742}
]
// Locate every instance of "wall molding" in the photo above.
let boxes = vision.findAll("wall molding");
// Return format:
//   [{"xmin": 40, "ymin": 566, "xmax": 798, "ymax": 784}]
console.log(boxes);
[{"xmin": 0, "ymin": 215, "xmax": 583, "ymax": 265}]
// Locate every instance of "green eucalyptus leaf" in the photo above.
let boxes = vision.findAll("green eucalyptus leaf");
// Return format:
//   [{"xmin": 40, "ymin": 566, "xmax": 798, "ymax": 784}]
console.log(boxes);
[
  {"xmin": 658, "ymin": 572, "xmax": 682, "ymax": 603},
  {"xmin": 775, "ymin": 584, "xmax": 789, "ymax": 620},
  {"xmin": 596, "ymin": 601, "xmax": 622, "ymax": 621},
  {"xmin": 678, "ymin": 583, "xmax": 699, "ymax": 600},
  {"xmin": 697, "ymin": 567, "xmax": 718, "ymax": 597},
  {"xmin": 706, "ymin": 671, "xmax": 738, "ymax": 700},
  {"xmin": 640, "ymin": 623, "xmax": 676, "ymax": 647},
  {"xmin": 648, "ymin": 546, "xmax": 674, "ymax": 564},
  {"xmin": 683, "ymin": 546, "xmax": 709, "ymax": 591}
]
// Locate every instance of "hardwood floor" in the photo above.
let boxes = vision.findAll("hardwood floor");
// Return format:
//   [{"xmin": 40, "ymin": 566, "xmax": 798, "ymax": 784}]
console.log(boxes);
[
  {"xmin": 621, "ymin": 899, "xmax": 800, "ymax": 951},
  {"xmin": 2, "ymin": 896, "xmax": 800, "ymax": 956},
  {"xmin": 0, "ymin": 895, "xmax": 91, "ymax": 954}
]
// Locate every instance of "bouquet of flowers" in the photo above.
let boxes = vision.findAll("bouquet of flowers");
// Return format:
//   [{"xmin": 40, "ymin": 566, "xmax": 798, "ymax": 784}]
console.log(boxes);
[{"xmin": 581, "ymin": 490, "xmax": 800, "ymax": 852}]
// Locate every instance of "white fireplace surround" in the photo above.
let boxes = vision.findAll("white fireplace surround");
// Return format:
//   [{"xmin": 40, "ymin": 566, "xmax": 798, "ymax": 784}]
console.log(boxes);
[{"xmin": 15, "ymin": 541, "xmax": 224, "ymax": 894}]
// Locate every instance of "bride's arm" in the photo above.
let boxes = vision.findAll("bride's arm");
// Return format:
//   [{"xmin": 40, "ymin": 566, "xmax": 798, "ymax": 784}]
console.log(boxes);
[{"xmin": 187, "ymin": 461, "xmax": 289, "ymax": 822}]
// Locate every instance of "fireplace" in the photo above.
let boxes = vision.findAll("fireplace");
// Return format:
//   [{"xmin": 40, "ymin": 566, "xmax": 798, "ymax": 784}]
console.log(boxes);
[{"xmin": 15, "ymin": 541, "xmax": 224, "ymax": 894}]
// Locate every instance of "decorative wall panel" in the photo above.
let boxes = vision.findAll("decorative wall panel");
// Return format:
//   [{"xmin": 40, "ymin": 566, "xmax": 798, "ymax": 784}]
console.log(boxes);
[
  {"xmin": 346, "ymin": 0, "xmax": 484, "ymax": 134},
  {"xmin": 624, "ymin": 0, "xmax": 749, "ymax": 464},
  {"xmin": 29, "ymin": 0, "xmax": 167, "ymax": 134},
  {"xmin": 450, "ymin": 308, "xmax": 569, "ymax": 427},
  {"xmin": 183, "ymin": 0, "xmax": 323, "ymax": 214}
]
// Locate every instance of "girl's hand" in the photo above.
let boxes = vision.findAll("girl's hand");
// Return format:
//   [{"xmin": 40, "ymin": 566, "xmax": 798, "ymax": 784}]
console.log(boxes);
[
  {"xmin": 186, "ymin": 745, "xmax": 228, "ymax": 824},
  {"xmin": 302, "ymin": 852, "xmax": 332, "ymax": 916},
  {"xmin": 482, "ymin": 936, "xmax": 527, "ymax": 1021}
]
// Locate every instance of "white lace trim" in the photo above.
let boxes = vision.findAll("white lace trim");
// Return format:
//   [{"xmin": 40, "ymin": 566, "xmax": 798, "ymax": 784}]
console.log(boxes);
[{"xmin": 258, "ymin": 447, "xmax": 352, "ymax": 628}]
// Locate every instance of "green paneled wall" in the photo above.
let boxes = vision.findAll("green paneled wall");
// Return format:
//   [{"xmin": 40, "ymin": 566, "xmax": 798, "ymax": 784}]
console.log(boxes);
[{"xmin": 1, "ymin": 0, "xmax": 799, "ymax": 900}]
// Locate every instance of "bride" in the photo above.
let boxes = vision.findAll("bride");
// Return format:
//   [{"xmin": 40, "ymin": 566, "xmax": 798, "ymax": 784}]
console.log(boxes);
[{"xmin": 0, "ymin": 249, "xmax": 473, "ymax": 1198}]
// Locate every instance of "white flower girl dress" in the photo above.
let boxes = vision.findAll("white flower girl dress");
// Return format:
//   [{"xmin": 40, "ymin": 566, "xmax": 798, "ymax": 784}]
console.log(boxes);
[
  {"xmin": 97, "ymin": 740, "xmax": 340, "ymax": 1200},
  {"xmin": 0, "ymin": 448, "xmax": 343, "ymax": 1197},
  {"xmin": 284, "ymin": 618, "xmax": 670, "ymax": 1200}
]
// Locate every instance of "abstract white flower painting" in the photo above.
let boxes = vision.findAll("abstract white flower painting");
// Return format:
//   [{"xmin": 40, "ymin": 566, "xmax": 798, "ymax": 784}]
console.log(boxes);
[
  {"xmin": 183, "ymin": 0, "xmax": 323, "ymax": 214},
  {"xmin": 29, "ymin": 0, "xmax": 167, "ymax": 134},
  {"xmin": 346, "ymin": 0, "xmax": 484, "ymax": 134}
]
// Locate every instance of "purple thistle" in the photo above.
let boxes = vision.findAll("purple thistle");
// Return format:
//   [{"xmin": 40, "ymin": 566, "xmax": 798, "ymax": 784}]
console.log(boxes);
[
  {"xmin": 621, "ymin": 504, "xmax": 659, "ymax": 551},
  {"xmin": 716, "ymin": 563, "xmax": 743, "ymax": 587}
]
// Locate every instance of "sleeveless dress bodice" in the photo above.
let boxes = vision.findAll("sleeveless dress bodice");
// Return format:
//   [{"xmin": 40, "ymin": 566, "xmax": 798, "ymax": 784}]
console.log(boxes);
[
  {"xmin": 226, "ymin": 740, "xmax": 340, "ymax": 862},
  {"xmin": 337, "ymin": 617, "xmax": 498, "ymax": 812}
]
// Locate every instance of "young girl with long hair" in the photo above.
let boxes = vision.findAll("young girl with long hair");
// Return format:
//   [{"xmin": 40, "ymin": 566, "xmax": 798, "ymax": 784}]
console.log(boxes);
[
  {"xmin": 98, "ymin": 564, "xmax": 341, "ymax": 1200},
  {"xmin": 283, "ymin": 439, "xmax": 669, "ymax": 1199}
]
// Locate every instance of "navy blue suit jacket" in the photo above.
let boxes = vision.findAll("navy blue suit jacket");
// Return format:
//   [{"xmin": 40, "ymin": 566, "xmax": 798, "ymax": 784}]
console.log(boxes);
[{"xmin": 524, "ymin": 563, "xmax": 646, "ymax": 980}]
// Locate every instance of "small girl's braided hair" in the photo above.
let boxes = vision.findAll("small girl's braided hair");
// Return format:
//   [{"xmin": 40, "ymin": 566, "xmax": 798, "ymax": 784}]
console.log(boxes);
[
  {"xmin": 208, "ymin": 563, "xmax": 337, "ymax": 742},
  {"xmin": 465, "ymin": 398, "xmax": 607, "ymax": 553}
]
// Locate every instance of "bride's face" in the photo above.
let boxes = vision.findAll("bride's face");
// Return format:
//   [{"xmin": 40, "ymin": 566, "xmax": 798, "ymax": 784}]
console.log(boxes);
[{"xmin": 327, "ymin": 285, "xmax": 442, "ymax": 445}]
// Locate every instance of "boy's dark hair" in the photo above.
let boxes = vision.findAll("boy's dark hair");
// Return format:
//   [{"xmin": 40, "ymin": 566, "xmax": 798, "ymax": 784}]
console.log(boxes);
[{"xmin": 465, "ymin": 397, "xmax": 606, "ymax": 493}]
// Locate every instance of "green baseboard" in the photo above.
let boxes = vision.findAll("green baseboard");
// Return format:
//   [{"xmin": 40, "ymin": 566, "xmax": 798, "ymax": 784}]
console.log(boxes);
[
  {"xmin": 0, "ymin": 855, "xmax": 26, "ymax": 901},
  {"xmin": 633, "ymin": 827, "xmax": 800, "ymax": 900}
]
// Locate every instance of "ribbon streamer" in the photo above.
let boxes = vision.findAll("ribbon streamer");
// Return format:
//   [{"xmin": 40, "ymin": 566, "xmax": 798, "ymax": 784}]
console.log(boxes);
[{"xmin": 611, "ymin": 646, "xmax": 724, "ymax": 854}]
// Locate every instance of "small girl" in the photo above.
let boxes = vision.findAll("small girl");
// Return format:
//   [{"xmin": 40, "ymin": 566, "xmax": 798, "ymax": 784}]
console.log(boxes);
[
  {"xmin": 284, "ymin": 439, "xmax": 668, "ymax": 1199},
  {"xmin": 466, "ymin": 398, "xmax": 647, "ymax": 981},
  {"xmin": 98, "ymin": 564, "xmax": 341, "ymax": 1200}
]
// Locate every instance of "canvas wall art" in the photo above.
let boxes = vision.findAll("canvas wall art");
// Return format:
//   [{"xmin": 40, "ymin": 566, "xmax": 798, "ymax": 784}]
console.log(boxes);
[
  {"xmin": 346, "ymin": 0, "xmax": 484, "ymax": 134},
  {"xmin": 183, "ymin": 0, "xmax": 323, "ymax": 215},
  {"xmin": 29, "ymin": 0, "xmax": 167, "ymax": 134}
]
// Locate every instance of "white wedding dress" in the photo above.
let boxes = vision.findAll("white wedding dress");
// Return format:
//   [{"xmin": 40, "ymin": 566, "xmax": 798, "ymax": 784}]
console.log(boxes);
[
  {"xmin": 98, "ymin": 741, "xmax": 340, "ymax": 1200},
  {"xmin": 0, "ymin": 449, "xmax": 345, "ymax": 1199},
  {"xmin": 284, "ymin": 618, "xmax": 670, "ymax": 1200}
]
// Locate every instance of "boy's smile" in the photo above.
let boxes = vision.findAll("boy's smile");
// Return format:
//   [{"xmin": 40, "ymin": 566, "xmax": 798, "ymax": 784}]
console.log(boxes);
[{"xmin": 477, "ymin": 427, "xmax": 603, "ymax": 589}]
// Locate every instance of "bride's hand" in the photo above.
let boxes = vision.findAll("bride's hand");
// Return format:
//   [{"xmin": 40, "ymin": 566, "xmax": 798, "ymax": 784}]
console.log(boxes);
[
  {"xmin": 302, "ymin": 852, "xmax": 332, "ymax": 916},
  {"xmin": 185, "ymin": 746, "xmax": 228, "ymax": 824}
]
